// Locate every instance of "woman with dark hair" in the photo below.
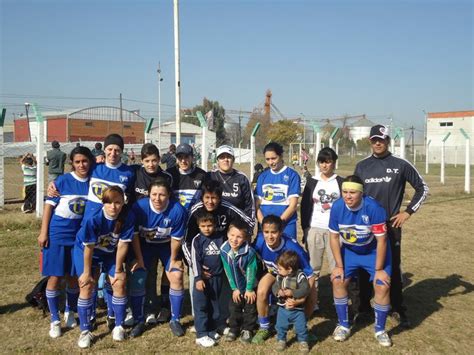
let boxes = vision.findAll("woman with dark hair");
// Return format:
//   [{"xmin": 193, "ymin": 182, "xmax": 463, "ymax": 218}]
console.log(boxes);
[
  {"xmin": 130, "ymin": 178, "xmax": 188, "ymax": 338},
  {"xmin": 37, "ymin": 146, "xmax": 95, "ymax": 340},
  {"xmin": 255, "ymin": 142, "xmax": 301, "ymax": 237},
  {"xmin": 74, "ymin": 186, "xmax": 136, "ymax": 348}
]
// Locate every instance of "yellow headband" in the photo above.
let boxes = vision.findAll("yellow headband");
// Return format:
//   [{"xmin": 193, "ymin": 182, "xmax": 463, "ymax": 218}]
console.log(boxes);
[{"xmin": 342, "ymin": 182, "xmax": 364, "ymax": 193}]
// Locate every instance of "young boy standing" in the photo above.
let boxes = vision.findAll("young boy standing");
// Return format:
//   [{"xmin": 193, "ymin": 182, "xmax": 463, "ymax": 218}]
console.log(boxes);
[
  {"xmin": 220, "ymin": 220, "xmax": 258, "ymax": 343},
  {"xmin": 191, "ymin": 211, "xmax": 225, "ymax": 347},
  {"xmin": 272, "ymin": 250, "xmax": 310, "ymax": 353}
]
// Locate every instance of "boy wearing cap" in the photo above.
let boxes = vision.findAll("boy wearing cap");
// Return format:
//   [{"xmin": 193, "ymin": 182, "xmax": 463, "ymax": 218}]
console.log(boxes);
[
  {"xmin": 167, "ymin": 143, "xmax": 207, "ymax": 210},
  {"xmin": 354, "ymin": 125, "xmax": 428, "ymax": 328},
  {"xmin": 46, "ymin": 140, "xmax": 67, "ymax": 182},
  {"xmin": 207, "ymin": 145, "xmax": 255, "ymax": 222}
]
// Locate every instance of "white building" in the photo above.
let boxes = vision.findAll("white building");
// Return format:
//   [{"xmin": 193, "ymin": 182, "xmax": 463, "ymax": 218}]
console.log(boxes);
[
  {"xmin": 148, "ymin": 121, "xmax": 217, "ymax": 152},
  {"xmin": 426, "ymin": 110, "xmax": 473, "ymax": 164},
  {"xmin": 349, "ymin": 116, "xmax": 376, "ymax": 142}
]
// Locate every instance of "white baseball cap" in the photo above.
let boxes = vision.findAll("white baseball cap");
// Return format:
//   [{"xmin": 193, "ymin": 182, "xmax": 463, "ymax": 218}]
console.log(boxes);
[{"xmin": 216, "ymin": 145, "xmax": 234, "ymax": 158}]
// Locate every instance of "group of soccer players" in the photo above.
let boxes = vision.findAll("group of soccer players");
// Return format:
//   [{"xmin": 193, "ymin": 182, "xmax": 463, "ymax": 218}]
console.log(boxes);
[{"xmin": 38, "ymin": 124, "xmax": 428, "ymax": 351}]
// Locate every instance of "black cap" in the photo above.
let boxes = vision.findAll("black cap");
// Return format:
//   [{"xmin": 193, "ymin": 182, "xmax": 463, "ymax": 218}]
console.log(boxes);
[
  {"xmin": 51, "ymin": 140, "xmax": 60, "ymax": 148},
  {"xmin": 104, "ymin": 134, "xmax": 124, "ymax": 150},
  {"xmin": 176, "ymin": 143, "xmax": 193, "ymax": 156},
  {"xmin": 369, "ymin": 125, "xmax": 390, "ymax": 140}
]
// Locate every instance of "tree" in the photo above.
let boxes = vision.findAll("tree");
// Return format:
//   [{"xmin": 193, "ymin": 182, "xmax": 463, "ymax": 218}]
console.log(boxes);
[
  {"xmin": 191, "ymin": 98, "xmax": 227, "ymax": 145},
  {"xmin": 242, "ymin": 110, "xmax": 272, "ymax": 151},
  {"xmin": 267, "ymin": 120, "xmax": 302, "ymax": 148},
  {"xmin": 356, "ymin": 138, "xmax": 371, "ymax": 155},
  {"xmin": 181, "ymin": 108, "xmax": 199, "ymax": 126}
]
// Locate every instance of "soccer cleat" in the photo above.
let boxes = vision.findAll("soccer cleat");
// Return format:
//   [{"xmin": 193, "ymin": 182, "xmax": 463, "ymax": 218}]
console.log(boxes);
[
  {"xmin": 124, "ymin": 311, "xmax": 134, "ymax": 327},
  {"xmin": 239, "ymin": 330, "xmax": 252, "ymax": 343},
  {"xmin": 112, "ymin": 325, "xmax": 126, "ymax": 341},
  {"xmin": 299, "ymin": 341, "xmax": 310, "ymax": 353},
  {"xmin": 130, "ymin": 322, "xmax": 146, "ymax": 338},
  {"xmin": 169, "ymin": 320, "xmax": 185, "ymax": 337},
  {"xmin": 49, "ymin": 321, "xmax": 61, "ymax": 339},
  {"xmin": 276, "ymin": 340, "xmax": 286, "ymax": 352},
  {"xmin": 64, "ymin": 311, "xmax": 77, "ymax": 329},
  {"xmin": 195, "ymin": 336, "xmax": 216, "ymax": 347},
  {"xmin": 225, "ymin": 332, "xmax": 237, "ymax": 342},
  {"xmin": 145, "ymin": 313, "xmax": 157, "ymax": 325},
  {"xmin": 333, "ymin": 325, "xmax": 351, "ymax": 342},
  {"xmin": 375, "ymin": 331, "xmax": 392, "ymax": 347},
  {"xmin": 106, "ymin": 316, "xmax": 116, "ymax": 331},
  {"xmin": 157, "ymin": 307, "xmax": 171, "ymax": 323},
  {"xmin": 251, "ymin": 329, "xmax": 272, "ymax": 344},
  {"xmin": 222, "ymin": 327, "xmax": 230, "ymax": 335},
  {"xmin": 77, "ymin": 330, "xmax": 93, "ymax": 348}
]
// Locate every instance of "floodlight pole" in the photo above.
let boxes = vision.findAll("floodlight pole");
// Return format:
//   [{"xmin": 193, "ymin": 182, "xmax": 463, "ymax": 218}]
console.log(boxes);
[
  {"xmin": 173, "ymin": 0, "xmax": 181, "ymax": 144},
  {"xmin": 157, "ymin": 62, "xmax": 163, "ymax": 147},
  {"xmin": 0, "ymin": 108, "xmax": 6, "ymax": 209},
  {"xmin": 32, "ymin": 104, "xmax": 45, "ymax": 218},
  {"xmin": 196, "ymin": 111, "xmax": 208, "ymax": 170},
  {"xmin": 440, "ymin": 132, "xmax": 451, "ymax": 184},
  {"xmin": 250, "ymin": 123, "xmax": 261, "ymax": 180},
  {"xmin": 460, "ymin": 129, "xmax": 470, "ymax": 194},
  {"xmin": 312, "ymin": 123, "xmax": 321, "ymax": 176}
]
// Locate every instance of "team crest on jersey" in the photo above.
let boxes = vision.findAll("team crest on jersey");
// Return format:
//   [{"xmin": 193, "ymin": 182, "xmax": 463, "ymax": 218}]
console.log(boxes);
[
  {"xmin": 341, "ymin": 229, "xmax": 358, "ymax": 243},
  {"xmin": 283, "ymin": 175, "xmax": 289, "ymax": 182},
  {"xmin": 193, "ymin": 180, "xmax": 202, "ymax": 188},
  {"xmin": 362, "ymin": 215, "xmax": 370, "ymax": 224},
  {"xmin": 144, "ymin": 230, "xmax": 157, "ymax": 241},
  {"xmin": 163, "ymin": 218, "xmax": 171, "ymax": 227},
  {"xmin": 263, "ymin": 185, "xmax": 286, "ymax": 203},
  {"xmin": 68, "ymin": 197, "xmax": 87, "ymax": 215},
  {"xmin": 119, "ymin": 175, "xmax": 128, "ymax": 183},
  {"xmin": 91, "ymin": 182, "xmax": 110, "ymax": 200},
  {"xmin": 98, "ymin": 233, "xmax": 116, "ymax": 249}
]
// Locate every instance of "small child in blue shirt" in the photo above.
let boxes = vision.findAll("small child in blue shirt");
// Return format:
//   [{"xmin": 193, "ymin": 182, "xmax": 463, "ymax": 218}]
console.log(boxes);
[
  {"xmin": 272, "ymin": 250, "xmax": 310, "ymax": 353},
  {"xmin": 191, "ymin": 210, "xmax": 224, "ymax": 348}
]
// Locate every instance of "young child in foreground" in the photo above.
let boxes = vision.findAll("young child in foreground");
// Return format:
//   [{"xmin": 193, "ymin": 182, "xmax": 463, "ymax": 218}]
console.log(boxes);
[
  {"xmin": 272, "ymin": 250, "xmax": 310, "ymax": 353},
  {"xmin": 220, "ymin": 219, "xmax": 258, "ymax": 343},
  {"xmin": 191, "ymin": 211, "xmax": 225, "ymax": 347}
]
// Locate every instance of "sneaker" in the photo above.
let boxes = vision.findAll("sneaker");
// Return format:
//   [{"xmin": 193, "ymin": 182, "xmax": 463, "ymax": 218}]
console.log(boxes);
[
  {"xmin": 130, "ymin": 322, "xmax": 146, "ymax": 338},
  {"xmin": 276, "ymin": 340, "xmax": 286, "ymax": 351},
  {"xmin": 375, "ymin": 331, "xmax": 392, "ymax": 347},
  {"xmin": 112, "ymin": 326, "xmax": 126, "ymax": 341},
  {"xmin": 222, "ymin": 327, "xmax": 230, "ymax": 335},
  {"xmin": 157, "ymin": 307, "xmax": 171, "ymax": 323},
  {"xmin": 209, "ymin": 331, "xmax": 221, "ymax": 341},
  {"xmin": 189, "ymin": 325, "xmax": 196, "ymax": 333},
  {"xmin": 392, "ymin": 311, "xmax": 411, "ymax": 329},
  {"xmin": 252, "ymin": 329, "xmax": 272, "ymax": 344},
  {"xmin": 333, "ymin": 325, "xmax": 351, "ymax": 342},
  {"xmin": 49, "ymin": 321, "xmax": 61, "ymax": 339},
  {"xmin": 195, "ymin": 335, "xmax": 216, "ymax": 347},
  {"xmin": 124, "ymin": 311, "xmax": 134, "ymax": 327},
  {"xmin": 169, "ymin": 320, "xmax": 185, "ymax": 337},
  {"xmin": 145, "ymin": 313, "xmax": 157, "ymax": 325},
  {"xmin": 225, "ymin": 332, "xmax": 237, "ymax": 342},
  {"xmin": 64, "ymin": 311, "xmax": 77, "ymax": 329},
  {"xmin": 299, "ymin": 341, "xmax": 310, "ymax": 353},
  {"xmin": 106, "ymin": 316, "xmax": 116, "ymax": 331},
  {"xmin": 77, "ymin": 330, "xmax": 93, "ymax": 348},
  {"xmin": 239, "ymin": 330, "xmax": 252, "ymax": 343}
]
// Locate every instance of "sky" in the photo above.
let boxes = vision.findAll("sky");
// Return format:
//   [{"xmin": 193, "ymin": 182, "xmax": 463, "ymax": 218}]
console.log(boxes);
[{"xmin": 1, "ymin": 0, "xmax": 473, "ymax": 138}]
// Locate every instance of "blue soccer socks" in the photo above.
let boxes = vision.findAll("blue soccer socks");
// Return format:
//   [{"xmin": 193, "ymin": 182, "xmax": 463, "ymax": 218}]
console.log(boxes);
[
  {"xmin": 374, "ymin": 303, "xmax": 390, "ymax": 333},
  {"xmin": 169, "ymin": 288, "xmax": 184, "ymax": 322},
  {"xmin": 78, "ymin": 297, "xmax": 94, "ymax": 331},
  {"xmin": 112, "ymin": 296, "xmax": 128, "ymax": 327},
  {"xmin": 334, "ymin": 296, "xmax": 350, "ymax": 328},
  {"xmin": 46, "ymin": 289, "xmax": 61, "ymax": 323}
]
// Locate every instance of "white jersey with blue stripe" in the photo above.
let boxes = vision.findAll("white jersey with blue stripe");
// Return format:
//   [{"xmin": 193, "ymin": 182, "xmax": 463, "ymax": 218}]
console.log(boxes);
[
  {"xmin": 76, "ymin": 208, "xmax": 136, "ymax": 256},
  {"xmin": 256, "ymin": 166, "xmax": 301, "ymax": 225},
  {"xmin": 253, "ymin": 234, "xmax": 313, "ymax": 278},
  {"xmin": 329, "ymin": 196, "xmax": 387, "ymax": 254},
  {"xmin": 132, "ymin": 197, "xmax": 188, "ymax": 244},
  {"xmin": 46, "ymin": 172, "xmax": 89, "ymax": 246},
  {"xmin": 85, "ymin": 162, "xmax": 135, "ymax": 218}
]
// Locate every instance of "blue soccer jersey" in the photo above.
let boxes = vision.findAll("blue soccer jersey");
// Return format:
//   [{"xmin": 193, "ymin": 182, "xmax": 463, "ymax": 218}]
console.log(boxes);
[
  {"xmin": 75, "ymin": 207, "xmax": 136, "ymax": 256},
  {"xmin": 132, "ymin": 197, "xmax": 188, "ymax": 244},
  {"xmin": 85, "ymin": 162, "xmax": 135, "ymax": 218},
  {"xmin": 328, "ymin": 196, "xmax": 388, "ymax": 254},
  {"xmin": 253, "ymin": 234, "xmax": 313, "ymax": 278},
  {"xmin": 46, "ymin": 172, "xmax": 89, "ymax": 246},
  {"xmin": 256, "ymin": 166, "xmax": 301, "ymax": 232}
]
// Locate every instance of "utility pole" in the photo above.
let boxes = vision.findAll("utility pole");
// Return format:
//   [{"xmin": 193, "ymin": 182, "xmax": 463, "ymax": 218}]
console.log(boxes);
[
  {"xmin": 410, "ymin": 125, "xmax": 415, "ymax": 162},
  {"xmin": 120, "ymin": 93, "xmax": 124, "ymax": 137},
  {"xmin": 158, "ymin": 62, "xmax": 163, "ymax": 147},
  {"xmin": 173, "ymin": 0, "xmax": 181, "ymax": 144},
  {"xmin": 238, "ymin": 108, "xmax": 242, "ymax": 147}
]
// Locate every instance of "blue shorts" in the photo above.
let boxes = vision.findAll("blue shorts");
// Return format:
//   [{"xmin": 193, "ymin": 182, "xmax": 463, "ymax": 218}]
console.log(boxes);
[
  {"xmin": 73, "ymin": 245, "xmax": 118, "ymax": 278},
  {"xmin": 342, "ymin": 245, "xmax": 392, "ymax": 281},
  {"xmin": 42, "ymin": 242, "xmax": 74, "ymax": 277},
  {"xmin": 141, "ymin": 240, "xmax": 172, "ymax": 272}
]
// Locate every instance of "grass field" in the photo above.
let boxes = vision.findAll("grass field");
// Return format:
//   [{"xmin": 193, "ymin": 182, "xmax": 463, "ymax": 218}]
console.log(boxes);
[{"xmin": 1, "ymin": 163, "xmax": 473, "ymax": 353}]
